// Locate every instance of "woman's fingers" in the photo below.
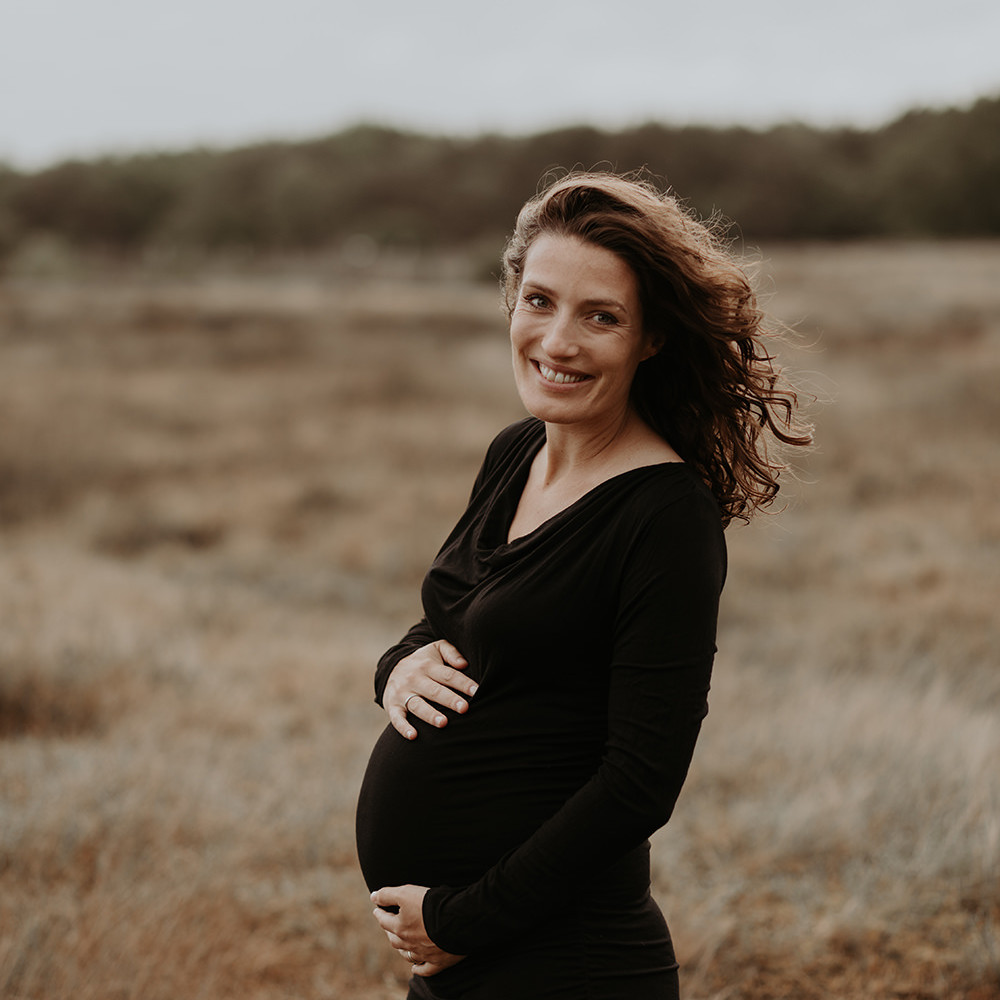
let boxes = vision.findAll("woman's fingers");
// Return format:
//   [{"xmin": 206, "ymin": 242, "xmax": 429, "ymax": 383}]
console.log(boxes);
[
  {"xmin": 384, "ymin": 641, "xmax": 478, "ymax": 739},
  {"xmin": 401, "ymin": 694, "xmax": 444, "ymax": 729},
  {"xmin": 420, "ymin": 675, "xmax": 476, "ymax": 714},
  {"xmin": 431, "ymin": 660, "xmax": 479, "ymax": 700},
  {"xmin": 370, "ymin": 886, "xmax": 399, "ymax": 910},
  {"xmin": 436, "ymin": 639, "xmax": 468, "ymax": 669},
  {"xmin": 402, "ymin": 674, "xmax": 478, "ymax": 726},
  {"xmin": 423, "ymin": 642, "xmax": 477, "ymax": 700},
  {"xmin": 413, "ymin": 958, "xmax": 456, "ymax": 977},
  {"xmin": 387, "ymin": 702, "xmax": 418, "ymax": 740},
  {"xmin": 396, "ymin": 690, "xmax": 456, "ymax": 731},
  {"xmin": 371, "ymin": 886, "xmax": 465, "ymax": 977}
]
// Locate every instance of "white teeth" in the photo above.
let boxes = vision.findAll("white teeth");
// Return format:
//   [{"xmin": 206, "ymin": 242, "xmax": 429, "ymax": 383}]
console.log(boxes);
[{"xmin": 538, "ymin": 362, "xmax": 588, "ymax": 384}]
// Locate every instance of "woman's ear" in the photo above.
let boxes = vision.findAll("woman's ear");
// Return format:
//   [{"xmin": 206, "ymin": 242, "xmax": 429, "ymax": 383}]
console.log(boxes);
[{"xmin": 640, "ymin": 331, "xmax": 664, "ymax": 361}]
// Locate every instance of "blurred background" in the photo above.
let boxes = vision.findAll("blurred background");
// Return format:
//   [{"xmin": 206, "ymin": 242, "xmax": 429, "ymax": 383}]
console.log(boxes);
[{"xmin": 1, "ymin": 2, "xmax": 999, "ymax": 998}]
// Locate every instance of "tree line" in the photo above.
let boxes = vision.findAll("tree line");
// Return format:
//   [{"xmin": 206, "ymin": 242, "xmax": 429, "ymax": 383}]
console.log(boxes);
[{"xmin": 1, "ymin": 95, "xmax": 997, "ymax": 262}]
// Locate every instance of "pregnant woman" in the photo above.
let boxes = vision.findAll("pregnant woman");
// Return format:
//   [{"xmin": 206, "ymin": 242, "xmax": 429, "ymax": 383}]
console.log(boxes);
[{"xmin": 355, "ymin": 172, "xmax": 811, "ymax": 999}]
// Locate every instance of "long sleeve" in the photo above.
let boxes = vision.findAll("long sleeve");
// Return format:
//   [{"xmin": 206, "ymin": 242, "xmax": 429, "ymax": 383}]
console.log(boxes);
[{"xmin": 421, "ymin": 490, "xmax": 725, "ymax": 955}]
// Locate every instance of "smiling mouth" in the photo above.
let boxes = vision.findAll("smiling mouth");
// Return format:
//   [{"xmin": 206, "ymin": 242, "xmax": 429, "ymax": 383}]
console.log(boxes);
[{"xmin": 535, "ymin": 361, "xmax": 591, "ymax": 385}]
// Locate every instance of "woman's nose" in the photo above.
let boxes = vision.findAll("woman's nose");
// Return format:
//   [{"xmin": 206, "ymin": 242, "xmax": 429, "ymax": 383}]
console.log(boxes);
[{"xmin": 540, "ymin": 314, "xmax": 579, "ymax": 357}]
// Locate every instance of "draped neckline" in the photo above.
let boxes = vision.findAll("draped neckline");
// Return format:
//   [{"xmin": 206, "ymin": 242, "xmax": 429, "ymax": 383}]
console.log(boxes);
[{"xmin": 477, "ymin": 419, "xmax": 692, "ymax": 559}]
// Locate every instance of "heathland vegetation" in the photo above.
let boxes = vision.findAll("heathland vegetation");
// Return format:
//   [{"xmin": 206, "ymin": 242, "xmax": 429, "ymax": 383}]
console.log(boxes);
[
  {"xmin": 1, "ymin": 239, "xmax": 998, "ymax": 998},
  {"xmin": 1, "ymin": 94, "xmax": 999, "ymax": 267}
]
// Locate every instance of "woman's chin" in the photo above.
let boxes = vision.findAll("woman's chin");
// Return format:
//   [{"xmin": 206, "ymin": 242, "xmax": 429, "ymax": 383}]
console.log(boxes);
[
  {"xmin": 515, "ymin": 380, "xmax": 595, "ymax": 425},
  {"xmin": 520, "ymin": 397, "xmax": 586, "ymax": 426}
]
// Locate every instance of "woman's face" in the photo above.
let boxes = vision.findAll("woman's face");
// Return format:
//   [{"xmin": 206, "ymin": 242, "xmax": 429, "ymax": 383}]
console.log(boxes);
[{"xmin": 510, "ymin": 233, "xmax": 656, "ymax": 433}]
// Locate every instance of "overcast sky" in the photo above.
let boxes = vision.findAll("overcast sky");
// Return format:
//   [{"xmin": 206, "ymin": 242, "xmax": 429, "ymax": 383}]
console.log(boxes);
[{"xmin": 2, "ymin": 0, "xmax": 999, "ymax": 167}]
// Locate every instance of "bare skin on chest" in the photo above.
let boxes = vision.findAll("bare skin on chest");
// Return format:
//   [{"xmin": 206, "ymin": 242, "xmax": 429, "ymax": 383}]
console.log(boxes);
[
  {"xmin": 507, "ymin": 449, "xmax": 593, "ymax": 542},
  {"xmin": 507, "ymin": 436, "xmax": 680, "ymax": 543}
]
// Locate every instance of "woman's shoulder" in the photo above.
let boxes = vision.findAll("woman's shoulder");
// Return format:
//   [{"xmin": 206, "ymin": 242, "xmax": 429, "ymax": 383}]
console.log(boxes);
[
  {"xmin": 610, "ymin": 467, "xmax": 727, "ymax": 589},
  {"xmin": 621, "ymin": 459, "xmax": 717, "ymax": 512},
  {"xmin": 480, "ymin": 416, "xmax": 544, "ymax": 472},
  {"xmin": 617, "ymin": 463, "xmax": 726, "ymax": 547},
  {"xmin": 487, "ymin": 415, "xmax": 544, "ymax": 454},
  {"xmin": 467, "ymin": 417, "xmax": 543, "ymax": 500}
]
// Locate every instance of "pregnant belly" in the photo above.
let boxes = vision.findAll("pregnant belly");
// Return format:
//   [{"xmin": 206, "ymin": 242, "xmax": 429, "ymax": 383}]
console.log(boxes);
[{"xmin": 355, "ymin": 703, "xmax": 600, "ymax": 892}]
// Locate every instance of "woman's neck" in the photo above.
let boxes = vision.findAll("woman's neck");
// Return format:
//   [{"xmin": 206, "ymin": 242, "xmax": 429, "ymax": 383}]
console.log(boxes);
[
  {"xmin": 506, "ymin": 410, "xmax": 682, "ymax": 543},
  {"xmin": 537, "ymin": 409, "xmax": 675, "ymax": 487}
]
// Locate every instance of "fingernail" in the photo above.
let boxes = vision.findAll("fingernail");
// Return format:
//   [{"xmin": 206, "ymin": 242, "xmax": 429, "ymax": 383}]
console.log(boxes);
[
  {"xmin": 457, "ymin": 701, "xmax": 468, "ymax": 713},
  {"xmin": 434, "ymin": 715, "xmax": 445, "ymax": 726},
  {"xmin": 470, "ymin": 684, "xmax": 479, "ymax": 695},
  {"xmin": 406, "ymin": 729, "xmax": 416, "ymax": 740}
]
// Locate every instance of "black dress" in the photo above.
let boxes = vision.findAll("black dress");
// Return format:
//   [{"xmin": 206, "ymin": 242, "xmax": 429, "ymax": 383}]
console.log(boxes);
[{"xmin": 356, "ymin": 417, "xmax": 726, "ymax": 999}]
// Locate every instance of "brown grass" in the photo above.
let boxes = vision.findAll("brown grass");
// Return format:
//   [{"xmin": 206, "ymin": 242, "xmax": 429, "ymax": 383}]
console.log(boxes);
[{"xmin": 1, "ymin": 242, "xmax": 998, "ymax": 999}]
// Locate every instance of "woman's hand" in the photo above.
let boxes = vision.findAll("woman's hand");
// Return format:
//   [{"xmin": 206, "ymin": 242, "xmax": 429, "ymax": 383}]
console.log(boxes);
[
  {"xmin": 384, "ymin": 640, "xmax": 477, "ymax": 740},
  {"xmin": 372, "ymin": 884, "xmax": 465, "ymax": 976}
]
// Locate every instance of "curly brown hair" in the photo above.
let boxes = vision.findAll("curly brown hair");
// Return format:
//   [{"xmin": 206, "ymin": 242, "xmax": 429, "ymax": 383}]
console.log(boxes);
[{"xmin": 501, "ymin": 171, "xmax": 812, "ymax": 526}]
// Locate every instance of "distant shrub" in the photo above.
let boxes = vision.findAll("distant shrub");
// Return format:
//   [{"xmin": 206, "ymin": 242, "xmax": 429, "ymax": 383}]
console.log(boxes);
[{"xmin": 1, "ymin": 95, "xmax": 998, "ymax": 256}]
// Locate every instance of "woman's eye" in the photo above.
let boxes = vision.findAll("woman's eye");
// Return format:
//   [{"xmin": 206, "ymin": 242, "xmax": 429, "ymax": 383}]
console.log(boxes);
[
  {"xmin": 525, "ymin": 293, "xmax": 548, "ymax": 308},
  {"xmin": 593, "ymin": 312, "xmax": 618, "ymax": 325}
]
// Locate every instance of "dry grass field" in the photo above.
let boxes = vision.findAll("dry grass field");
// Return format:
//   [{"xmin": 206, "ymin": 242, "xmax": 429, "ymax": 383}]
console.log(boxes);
[{"xmin": 1, "ymin": 241, "xmax": 998, "ymax": 999}]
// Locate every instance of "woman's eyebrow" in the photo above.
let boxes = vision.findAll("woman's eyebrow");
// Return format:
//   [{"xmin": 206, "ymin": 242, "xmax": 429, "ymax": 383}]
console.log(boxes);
[
  {"xmin": 520, "ymin": 280, "xmax": 554, "ymax": 295},
  {"xmin": 581, "ymin": 297, "xmax": 629, "ymax": 312}
]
